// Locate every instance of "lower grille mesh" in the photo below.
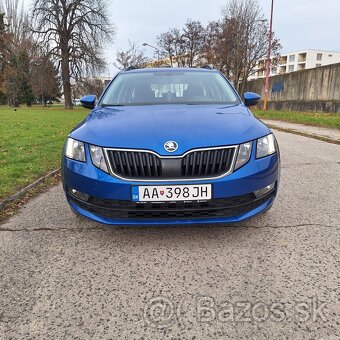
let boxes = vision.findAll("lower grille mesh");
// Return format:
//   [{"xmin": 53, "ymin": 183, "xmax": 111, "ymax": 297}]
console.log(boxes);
[{"xmin": 69, "ymin": 190, "xmax": 275, "ymax": 220}]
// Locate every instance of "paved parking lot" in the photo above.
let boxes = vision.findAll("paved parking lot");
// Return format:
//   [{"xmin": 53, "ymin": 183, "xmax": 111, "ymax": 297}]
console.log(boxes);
[{"xmin": 0, "ymin": 130, "xmax": 339, "ymax": 339}]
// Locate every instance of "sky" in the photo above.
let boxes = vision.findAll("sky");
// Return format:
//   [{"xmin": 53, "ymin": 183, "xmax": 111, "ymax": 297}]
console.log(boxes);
[
  {"xmin": 105, "ymin": 0, "xmax": 340, "ymax": 75},
  {"xmin": 25, "ymin": 0, "xmax": 340, "ymax": 76}
]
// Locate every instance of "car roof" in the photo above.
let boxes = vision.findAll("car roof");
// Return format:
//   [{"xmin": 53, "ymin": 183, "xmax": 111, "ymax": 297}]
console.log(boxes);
[{"xmin": 120, "ymin": 67, "xmax": 219, "ymax": 74}]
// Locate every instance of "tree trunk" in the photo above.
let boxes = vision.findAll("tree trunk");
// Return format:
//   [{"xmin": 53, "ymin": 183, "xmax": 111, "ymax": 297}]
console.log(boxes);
[
  {"xmin": 240, "ymin": 66, "xmax": 250, "ymax": 95},
  {"xmin": 61, "ymin": 48, "xmax": 73, "ymax": 110},
  {"xmin": 240, "ymin": 73, "xmax": 247, "ymax": 95}
]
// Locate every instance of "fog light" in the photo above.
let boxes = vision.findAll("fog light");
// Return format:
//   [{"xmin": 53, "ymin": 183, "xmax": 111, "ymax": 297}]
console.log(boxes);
[
  {"xmin": 68, "ymin": 188, "xmax": 90, "ymax": 201},
  {"xmin": 253, "ymin": 182, "xmax": 275, "ymax": 198}
]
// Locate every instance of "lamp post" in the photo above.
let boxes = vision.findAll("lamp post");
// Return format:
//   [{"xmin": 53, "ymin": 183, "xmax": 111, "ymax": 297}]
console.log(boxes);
[
  {"xmin": 263, "ymin": 0, "xmax": 274, "ymax": 111},
  {"xmin": 142, "ymin": 42, "xmax": 160, "ymax": 61}
]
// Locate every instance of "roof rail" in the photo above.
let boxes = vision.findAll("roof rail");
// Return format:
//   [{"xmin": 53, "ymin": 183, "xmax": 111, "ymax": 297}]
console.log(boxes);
[
  {"xmin": 201, "ymin": 65, "xmax": 214, "ymax": 70},
  {"xmin": 125, "ymin": 66, "xmax": 138, "ymax": 71}
]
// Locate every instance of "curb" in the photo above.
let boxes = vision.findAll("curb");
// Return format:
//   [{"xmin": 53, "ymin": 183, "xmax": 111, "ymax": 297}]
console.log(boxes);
[
  {"xmin": 0, "ymin": 168, "xmax": 61, "ymax": 210},
  {"xmin": 267, "ymin": 124, "xmax": 340, "ymax": 145}
]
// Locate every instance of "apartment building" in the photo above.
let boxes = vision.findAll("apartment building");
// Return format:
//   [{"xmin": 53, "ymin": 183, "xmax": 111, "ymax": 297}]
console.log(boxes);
[{"xmin": 248, "ymin": 49, "xmax": 340, "ymax": 80}]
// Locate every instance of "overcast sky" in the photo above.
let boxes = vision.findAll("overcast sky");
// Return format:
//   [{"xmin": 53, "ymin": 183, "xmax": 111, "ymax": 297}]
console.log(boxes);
[
  {"xmin": 104, "ymin": 0, "xmax": 340, "ymax": 75},
  {"xmin": 26, "ymin": 0, "xmax": 340, "ymax": 75}
]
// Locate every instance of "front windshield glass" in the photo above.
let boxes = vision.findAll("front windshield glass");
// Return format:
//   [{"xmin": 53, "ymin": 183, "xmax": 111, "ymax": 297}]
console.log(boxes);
[{"xmin": 100, "ymin": 71, "xmax": 240, "ymax": 106}]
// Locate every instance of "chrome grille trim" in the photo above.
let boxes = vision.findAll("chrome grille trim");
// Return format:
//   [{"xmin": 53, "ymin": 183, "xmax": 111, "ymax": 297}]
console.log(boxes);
[{"xmin": 103, "ymin": 145, "xmax": 238, "ymax": 182}]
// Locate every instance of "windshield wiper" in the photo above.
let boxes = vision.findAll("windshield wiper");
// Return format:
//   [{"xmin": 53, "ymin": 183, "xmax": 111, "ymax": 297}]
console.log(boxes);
[
  {"xmin": 101, "ymin": 104, "xmax": 125, "ymax": 107},
  {"xmin": 216, "ymin": 103, "xmax": 239, "ymax": 109}
]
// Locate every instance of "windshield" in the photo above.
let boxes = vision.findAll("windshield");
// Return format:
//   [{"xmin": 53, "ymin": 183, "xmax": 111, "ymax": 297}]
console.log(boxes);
[{"xmin": 100, "ymin": 71, "xmax": 240, "ymax": 106}]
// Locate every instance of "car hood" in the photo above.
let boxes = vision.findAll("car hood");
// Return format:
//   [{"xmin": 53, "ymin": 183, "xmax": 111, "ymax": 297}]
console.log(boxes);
[{"xmin": 70, "ymin": 104, "xmax": 270, "ymax": 156}]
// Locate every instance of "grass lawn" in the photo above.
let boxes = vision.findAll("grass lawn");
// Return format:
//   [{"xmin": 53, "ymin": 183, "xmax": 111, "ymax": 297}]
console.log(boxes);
[
  {"xmin": 253, "ymin": 109, "xmax": 340, "ymax": 129},
  {"xmin": 0, "ymin": 105, "xmax": 88, "ymax": 200}
]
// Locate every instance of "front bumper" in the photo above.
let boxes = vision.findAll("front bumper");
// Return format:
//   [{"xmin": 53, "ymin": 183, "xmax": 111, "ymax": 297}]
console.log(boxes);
[{"xmin": 61, "ymin": 144, "xmax": 280, "ymax": 225}]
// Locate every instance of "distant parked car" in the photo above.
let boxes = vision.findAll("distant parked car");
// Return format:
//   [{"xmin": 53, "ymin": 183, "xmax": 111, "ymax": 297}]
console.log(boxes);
[
  {"xmin": 72, "ymin": 99, "xmax": 82, "ymax": 106},
  {"xmin": 62, "ymin": 67, "xmax": 280, "ymax": 225}
]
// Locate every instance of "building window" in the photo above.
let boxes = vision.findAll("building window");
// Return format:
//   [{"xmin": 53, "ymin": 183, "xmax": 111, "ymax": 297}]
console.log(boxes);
[
  {"xmin": 279, "ymin": 66, "xmax": 287, "ymax": 74},
  {"xmin": 289, "ymin": 54, "xmax": 295, "ymax": 62},
  {"xmin": 288, "ymin": 65, "xmax": 294, "ymax": 72},
  {"xmin": 298, "ymin": 63, "xmax": 306, "ymax": 71},
  {"xmin": 317, "ymin": 53, "xmax": 322, "ymax": 61},
  {"xmin": 280, "ymin": 56, "xmax": 287, "ymax": 64},
  {"xmin": 298, "ymin": 53, "xmax": 307, "ymax": 62},
  {"xmin": 316, "ymin": 63, "xmax": 322, "ymax": 67}
]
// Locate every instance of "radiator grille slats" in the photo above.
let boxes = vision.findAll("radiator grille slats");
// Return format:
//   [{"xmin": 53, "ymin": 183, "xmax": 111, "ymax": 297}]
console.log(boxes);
[
  {"xmin": 107, "ymin": 150, "xmax": 161, "ymax": 178},
  {"xmin": 106, "ymin": 147, "xmax": 236, "ymax": 180},
  {"xmin": 181, "ymin": 148, "xmax": 235, "ymax": 178}
]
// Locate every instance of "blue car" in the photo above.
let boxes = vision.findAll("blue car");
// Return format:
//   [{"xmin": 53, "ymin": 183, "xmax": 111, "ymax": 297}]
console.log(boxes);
[{"xmin": 61, "ymin": 67, "xmax": 280, "ymax": 225}]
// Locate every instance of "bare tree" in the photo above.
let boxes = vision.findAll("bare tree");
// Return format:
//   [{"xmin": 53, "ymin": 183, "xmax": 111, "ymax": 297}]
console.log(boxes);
[
  {"xmin": 220, "ymin": 0, "xmax": 281, "ymax": 92},
  {"xmin": 0, "ymin": 0, "xmax": 31, "ymax": 48},
  {"xmin": 30, "ymin": 51, "xmax": 61, "ymax": 103},
  {"xmin": 32, "ymin": 0, "xmax": 115, "ymax": 109},
  {"xmin": 157, "ymin": 20, "xmax": 205, "ymax": 68},
  {"xmin": 72, "ymin": 77, "xmax": 105, "ymax": 99},
  {"xmin": 0, "ymin": 0, "xmax": 35, "ymax": 106},
  {"xmin": 115, "ymin": 41, "xmax": 150, "ymax": 70},
  {"xmin": 157, "ymin": 28, "xmax": 185, "ymax": 67},
  {"xmin": 202, "ymin": 21, "xmax": 223, "ymax": 68},
  {"xmin": 171, "ymin": 28, "xmax": 186, "ymax": 67},
  {"xmin": 157, "ymin": 31, "xmax": 175, "ymax": 66},
  {"xmin": 181, "ymin": 19, "xmax": 205, "ymax": 67}
]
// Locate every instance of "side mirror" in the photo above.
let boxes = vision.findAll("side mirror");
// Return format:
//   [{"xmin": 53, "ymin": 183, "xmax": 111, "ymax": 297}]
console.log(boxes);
[
  {"xmin": 80, "ymin": 95, "xmax": 96, "ymax": 109},
  {"xmin": 244, "ymin": 92, "xmax": 261, "ymax": 107}
]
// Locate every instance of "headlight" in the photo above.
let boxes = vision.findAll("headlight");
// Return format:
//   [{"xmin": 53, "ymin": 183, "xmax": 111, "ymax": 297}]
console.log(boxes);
[
  {"xmin": 64, "ymin": 137, "xmax": 86, "ymax": 162},
  {"xmin": 256, "ymin": 134, "xmax": 276, "ymax": 158},
  {"xmin": 89, "ymin": 145, "xmax": 109, "ymax": 173},
  {"xmin": 234, "ymin": 142, "xmax": 252, "ymax": 170}
]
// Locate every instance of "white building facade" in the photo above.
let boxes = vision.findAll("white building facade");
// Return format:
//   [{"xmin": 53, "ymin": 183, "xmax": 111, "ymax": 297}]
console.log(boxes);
[{"xmin": 248, "ymin": 49, "xmax": 340, "ymax": 80}]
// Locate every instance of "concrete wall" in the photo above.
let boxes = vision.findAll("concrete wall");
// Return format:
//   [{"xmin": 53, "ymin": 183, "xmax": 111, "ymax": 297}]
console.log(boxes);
[{"xmin": 244, "ymin": 62, "xmax": 340, "ymax": 112}]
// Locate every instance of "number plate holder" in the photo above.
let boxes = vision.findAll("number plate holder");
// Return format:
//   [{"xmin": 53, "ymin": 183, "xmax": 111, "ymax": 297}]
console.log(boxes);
[{"xmin": 131, "ymin": 184, "xmax": 212, "ymax": 202}]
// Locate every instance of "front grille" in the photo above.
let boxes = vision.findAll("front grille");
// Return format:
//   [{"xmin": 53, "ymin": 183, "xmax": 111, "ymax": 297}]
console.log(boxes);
[
  {"xmin": 106, "ymin": 150, "xmax": 162, "ymax": 178},
  {"xmin": 68, "ymin": 190, "xmax": 275, "ymax": 221},
  {"xmin": 182, "ymin": 148, "xmax": 235, "ymax": 177},
  {"xmin": 105, "ymin": 147, "xmax": 236, "ymax": 180}
]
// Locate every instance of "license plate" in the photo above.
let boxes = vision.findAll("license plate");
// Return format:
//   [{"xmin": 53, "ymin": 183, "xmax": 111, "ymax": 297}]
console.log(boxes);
[{"xmin": 131, "ymin": 184, "xmax": 212, "ymax": 202}]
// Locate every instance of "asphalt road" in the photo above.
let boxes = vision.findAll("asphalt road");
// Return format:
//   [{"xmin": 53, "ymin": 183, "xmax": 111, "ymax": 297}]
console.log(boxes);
[{"xmin": 0, "ymin": 130, "xmax": 339, "ymax": 339}]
